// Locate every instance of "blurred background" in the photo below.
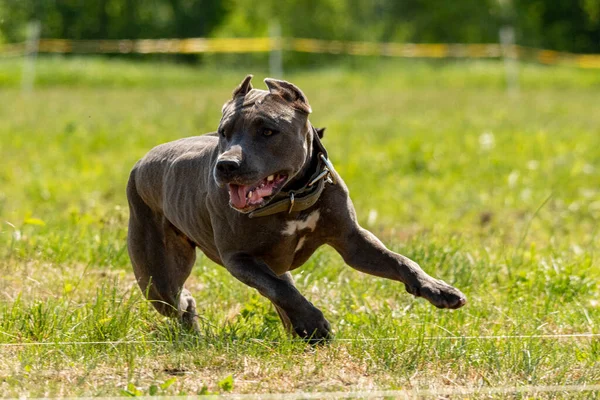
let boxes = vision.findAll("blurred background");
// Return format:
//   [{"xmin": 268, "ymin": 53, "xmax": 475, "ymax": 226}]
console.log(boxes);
[
  {"xmin": 2, "ymin": 0, "xmax": 600, "ymax": 67},
  {"xmin": 1, "ymin": 2, "xmax": 600, "ymax": 396},
  {"xmin": 2, "ymin": 0, "xmax": 600, "ymax": 51},
  {"xmin": 0, "ymin": 0, "xmax": 599, "ymax": 241}
]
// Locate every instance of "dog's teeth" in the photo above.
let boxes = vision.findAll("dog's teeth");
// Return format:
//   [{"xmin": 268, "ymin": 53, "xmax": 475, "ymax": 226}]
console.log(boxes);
[
  {"xmin": 247, "ymin": 191, "xmax": 253, "ymax": 199},
  {"xmin": 267, "ymin": 175, "xmax": 274, "ymax": 182}
]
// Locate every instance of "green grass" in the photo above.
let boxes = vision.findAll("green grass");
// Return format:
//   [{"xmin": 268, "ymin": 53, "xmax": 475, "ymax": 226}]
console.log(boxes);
[{"xmin": 0, "ymin": 57, "xmax": 599, "ymax": 397}]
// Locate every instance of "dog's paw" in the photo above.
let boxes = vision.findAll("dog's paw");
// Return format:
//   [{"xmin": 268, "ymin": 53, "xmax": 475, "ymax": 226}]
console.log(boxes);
[
  {"xmin": 178, "ymin": 289, "xmax": 200, "ymax": 332},
  {"xmin": 405, "ymin": 279, "xmax": 467, "ymax": 309},
  {"xmin": 291, "ymin": 307, "xmax": 332, "ymax": 344}
]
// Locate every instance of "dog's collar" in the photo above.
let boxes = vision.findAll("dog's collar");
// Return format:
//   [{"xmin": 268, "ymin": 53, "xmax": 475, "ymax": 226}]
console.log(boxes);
[{"xmin": 248, "ymin": 127, "xmax": 336, "ymax": 218}]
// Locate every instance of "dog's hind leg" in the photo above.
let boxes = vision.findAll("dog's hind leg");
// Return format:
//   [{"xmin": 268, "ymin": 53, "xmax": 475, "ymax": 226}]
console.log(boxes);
[{"xmin": 126, "ymin": 170, "xmax": 199, "ymax": 331}]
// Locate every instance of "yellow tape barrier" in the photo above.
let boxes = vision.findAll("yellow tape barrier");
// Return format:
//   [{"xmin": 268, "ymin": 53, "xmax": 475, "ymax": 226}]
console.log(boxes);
[
  {"xmin": 0, "ymin": 42, "xmax": 27, "ymax": 58},
  {"xmin": 2, "ymin": 38, "xmax": 600, "ymax": 68}
]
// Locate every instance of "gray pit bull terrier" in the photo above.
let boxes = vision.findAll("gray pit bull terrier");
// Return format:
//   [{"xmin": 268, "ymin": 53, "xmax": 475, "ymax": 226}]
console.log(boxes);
[{"xmin": 126, "ymin": 75, "xmax": 466, "ymax": 343}]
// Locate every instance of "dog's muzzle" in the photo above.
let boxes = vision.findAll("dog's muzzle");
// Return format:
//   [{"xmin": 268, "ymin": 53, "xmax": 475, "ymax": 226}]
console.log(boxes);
[{"xmin": 214, "ymin": 157, "xmax": 242, "ymax": 186}]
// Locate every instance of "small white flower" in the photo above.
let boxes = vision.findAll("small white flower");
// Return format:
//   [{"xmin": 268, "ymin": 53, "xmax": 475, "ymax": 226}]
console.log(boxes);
[
  {"xmin": 367, "ymin": 209, "xmax": 378, "ymax": 226},
  {"xmin": 527, "ymin": 160, "xmax": 539, "ymax": 170},
  {"xmin": 520, "ymin": 188, "xmax": 532, "ymax": 201},
  {"xmin": 583, "ymin": 164, "xmax": 595, "ymax": 174},
  {"xmin": 580, "ymin": 189, "xmax": 596, "ymax": 198},
  {"xmin": 572, "ymin": 244, "xmax": 583, "ymax": 255},
  {"xmin": 508, "ymin": 170, "xmax": 519, "ymax": 188},
  {"xmin": 479, "ymin": 131, "xmax": 495, "ymax": 150}
]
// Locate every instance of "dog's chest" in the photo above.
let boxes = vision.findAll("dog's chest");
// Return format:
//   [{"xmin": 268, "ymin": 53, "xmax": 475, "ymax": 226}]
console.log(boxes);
[{"xmin": 258, "ymin": 209, "xmax": 323, "ymax": 275}]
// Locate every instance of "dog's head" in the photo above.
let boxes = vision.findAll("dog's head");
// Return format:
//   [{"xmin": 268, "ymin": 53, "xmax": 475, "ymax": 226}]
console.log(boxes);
[{"xmin": 213, "ymin": 75, "xmax": 313, "ymax": 213}]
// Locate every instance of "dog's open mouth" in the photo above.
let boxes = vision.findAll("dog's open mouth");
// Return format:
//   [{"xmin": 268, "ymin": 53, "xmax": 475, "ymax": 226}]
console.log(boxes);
[{"xmin": 228, "ymin": 173, "xmax": 288, "ymax": 212}]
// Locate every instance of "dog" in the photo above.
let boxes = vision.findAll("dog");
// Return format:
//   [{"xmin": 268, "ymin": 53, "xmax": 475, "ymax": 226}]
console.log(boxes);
[{"xmin": 126, "ymin": 75, "xmax": 466, "ymax": 342}]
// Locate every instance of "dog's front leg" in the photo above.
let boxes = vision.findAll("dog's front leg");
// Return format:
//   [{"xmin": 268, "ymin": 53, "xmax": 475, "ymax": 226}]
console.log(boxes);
[
  {"xmin": 330, "ymin": 226, "xmax": 466, "ymax": 309},
  {"xmin": 222, "ymin": 253, "xmax": 331, "ymax": 342}
]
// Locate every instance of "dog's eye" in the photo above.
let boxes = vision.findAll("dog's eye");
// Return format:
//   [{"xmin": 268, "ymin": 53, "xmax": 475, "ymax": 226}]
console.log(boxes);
[
  {"xmin": 262, "ymin": 129, "xmax": 278, "ymax": 137},
  {"xmin": 218, "ymin": 129, "xmax": 226, "ymax": 137}
]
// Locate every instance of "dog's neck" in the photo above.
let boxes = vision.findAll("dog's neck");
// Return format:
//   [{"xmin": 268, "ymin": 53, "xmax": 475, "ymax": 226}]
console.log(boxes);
[{"xmin": 284, "ymin": 126, "xmax": 320, "ymax": 192}]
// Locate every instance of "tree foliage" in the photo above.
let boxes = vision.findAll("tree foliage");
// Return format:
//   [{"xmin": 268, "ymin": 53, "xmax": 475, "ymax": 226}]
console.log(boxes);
[
  {"xmin": 1, "ymin": 0, "xmax": 599, "ymax": 53},
  {"xmin": 513, "ymin": 0, "xmax": 600, "ymax": 52},
  {"xmin": 1, "ymin": 0, "xmax": 225, "ymax": 41}
]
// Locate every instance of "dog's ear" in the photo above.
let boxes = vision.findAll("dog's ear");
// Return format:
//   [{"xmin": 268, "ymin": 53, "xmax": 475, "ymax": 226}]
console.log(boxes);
[
  {"xmin": 264, "ymin": 78, "xmax": 312, "ymax": 114},
  {"xmin": 316, "ymin": 127, "xmax": 326, "ymax": 138},
  {"xmin": 232, "ymin": 75, "xmax": 253, "ymax": 98}
]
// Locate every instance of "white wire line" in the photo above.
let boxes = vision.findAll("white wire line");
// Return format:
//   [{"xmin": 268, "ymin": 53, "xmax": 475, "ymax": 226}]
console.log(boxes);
[
  {"xmin": 336, "ymin": 332, "xmax": 600, "ymax": 341},
  {"xmin": 0, "ymin": 339, "xmax": 170, "ymax": 347},
  {"xmin": 181, "ymin": 385, "xmax": 600, "ymax": 398},
  {"xmin": 0, "ymin": 332, "xmax": 599, "ymax": 347},
  {"xmin": 20, "ymin": 384, "xmax": 600, "ymax": 400}
]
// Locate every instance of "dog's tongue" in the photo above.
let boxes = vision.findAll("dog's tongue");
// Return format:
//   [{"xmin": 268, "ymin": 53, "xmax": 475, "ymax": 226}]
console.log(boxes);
[
  {"xmin": 228, "ymin": 181, "xmax": 278, "ymax": 209},
  {"xmin": 229, "ymin": 184, "xmax": 248, "ymax": 209}
]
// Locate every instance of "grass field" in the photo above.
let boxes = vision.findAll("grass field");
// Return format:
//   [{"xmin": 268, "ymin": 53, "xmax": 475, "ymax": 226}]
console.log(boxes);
[{"xmin": 1, "ymin": 57, "xmax": 599, "ymax": 397}]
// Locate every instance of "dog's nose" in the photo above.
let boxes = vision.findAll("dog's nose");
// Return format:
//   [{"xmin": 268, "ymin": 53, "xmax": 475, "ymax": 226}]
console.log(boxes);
[{"xmin": 215, "ymin": 159, "xmax": 241, "ymax": 175}]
